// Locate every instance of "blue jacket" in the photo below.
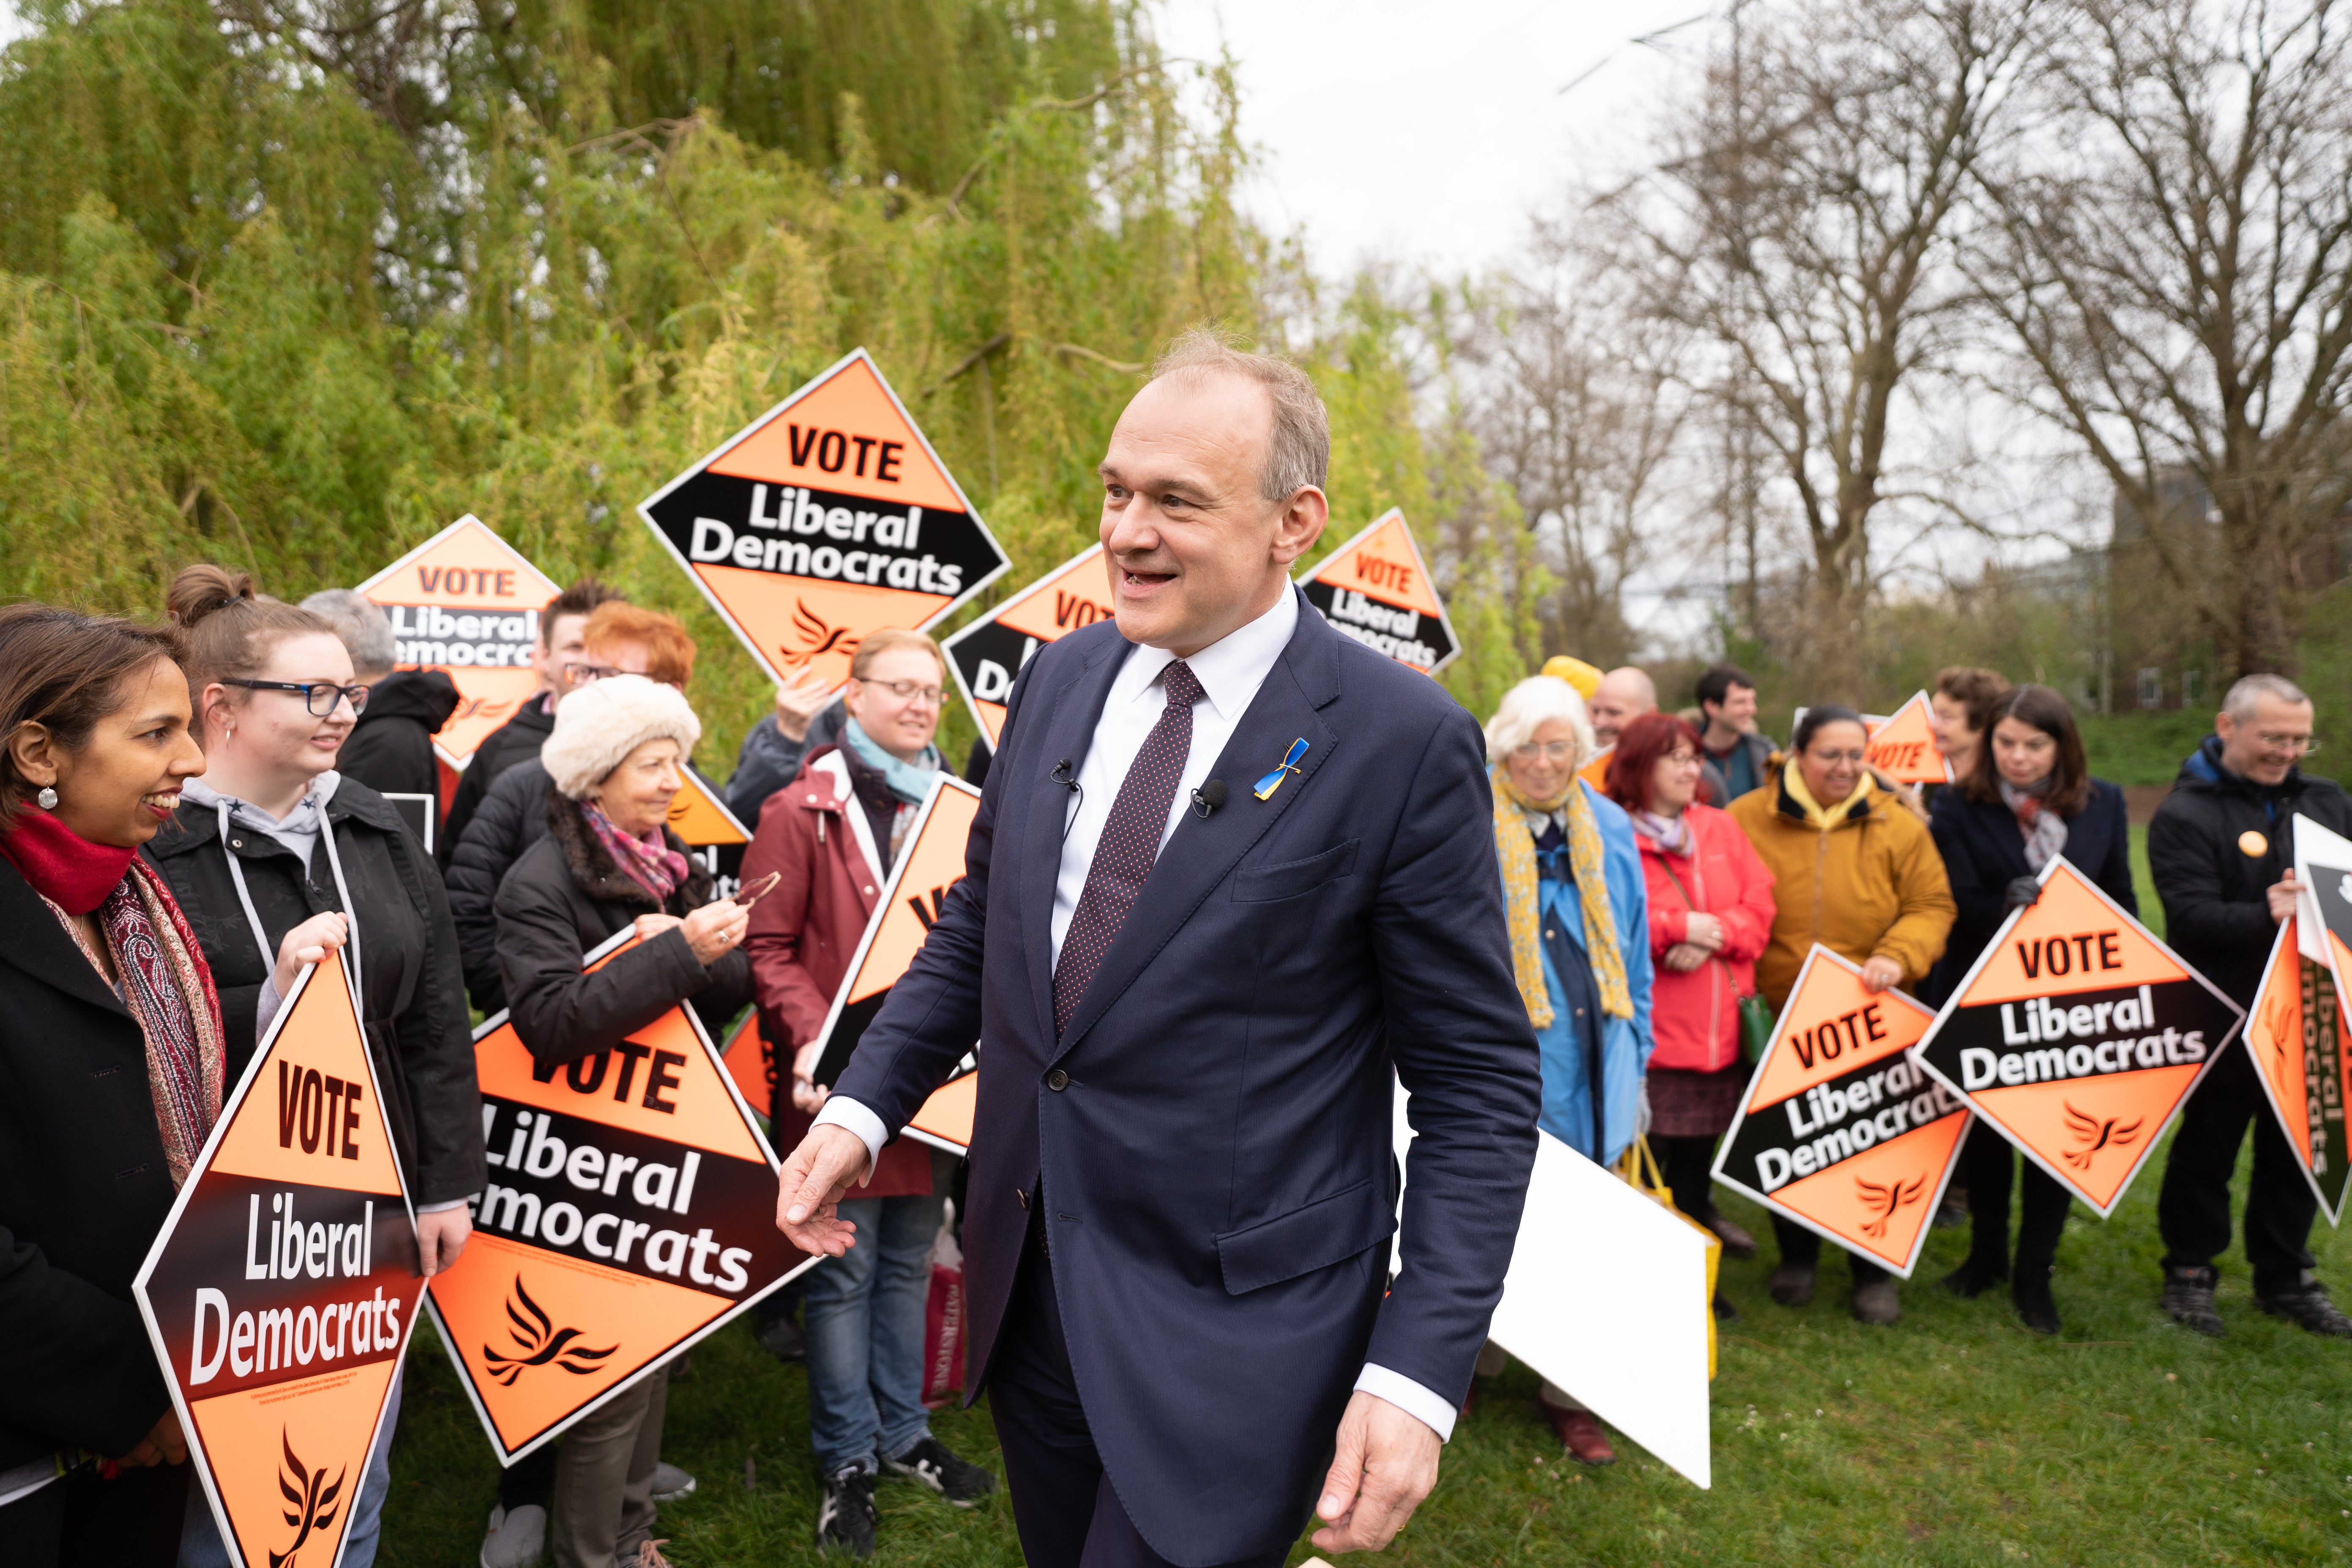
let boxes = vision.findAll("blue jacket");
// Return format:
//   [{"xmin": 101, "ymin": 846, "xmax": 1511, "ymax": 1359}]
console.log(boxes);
[
  {"xmin": 1923, "ymin": 778, "xmax": 2135, "ymax": 1007},
  {"xmin": 1523, "ymin": 781, "xmax": 1655, "ymax": 1166},
  {"xmin": 829, "ymin": 588, "xmax": 1542, "ymax": 1565}
]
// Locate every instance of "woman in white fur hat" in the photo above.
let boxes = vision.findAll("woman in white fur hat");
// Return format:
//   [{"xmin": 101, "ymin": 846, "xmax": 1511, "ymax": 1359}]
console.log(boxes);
[{"xmin": 492, "ymin": 673, "xmax": 752, "ymax": 1568}]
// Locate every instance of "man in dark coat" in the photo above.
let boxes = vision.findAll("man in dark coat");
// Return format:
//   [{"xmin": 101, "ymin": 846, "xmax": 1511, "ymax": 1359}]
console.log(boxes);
[
  {"xmin": 775, "ymin": 335, "xmax": 1541, "ymax": 1568},
  {"xmin": 437, "ymin": 578, "xmax": 625, "ymax": 866},
  {"xmin": 2150, "ymin": 672, "xmax": 2352, "ymax": 1339}
]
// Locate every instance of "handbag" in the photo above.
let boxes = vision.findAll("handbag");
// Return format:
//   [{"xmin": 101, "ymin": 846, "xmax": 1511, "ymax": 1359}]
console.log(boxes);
[
  {"xmin": 1614, "ymin": 1135, "xmax": 1720, "ymax": 1380},
  {"xmin": 1655, "ymin": 854, "xmax": 1771, "ymax": 1064}
]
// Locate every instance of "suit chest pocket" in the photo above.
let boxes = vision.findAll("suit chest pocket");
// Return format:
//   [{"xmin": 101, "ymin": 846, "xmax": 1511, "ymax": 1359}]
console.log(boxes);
[{"xmin": 1232, "ymin": 839, "xmax": 1358, "ymax": 903}]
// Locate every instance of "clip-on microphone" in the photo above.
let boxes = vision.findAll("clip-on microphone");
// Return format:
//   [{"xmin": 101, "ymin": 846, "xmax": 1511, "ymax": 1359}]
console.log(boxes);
[
  {"xmin": 1191, "ymin": 779, "xmax": 1228, "ymax": 819},
  {"xmin": 1051, "ymin": 758, "xmax": 1080, "ymax": 792}
]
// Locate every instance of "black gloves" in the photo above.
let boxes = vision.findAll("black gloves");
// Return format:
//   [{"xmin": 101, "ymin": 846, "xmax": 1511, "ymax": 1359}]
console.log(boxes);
[{"xmin": 2003, "ymin": 876, "xmax": 2042, "ymax": 912}]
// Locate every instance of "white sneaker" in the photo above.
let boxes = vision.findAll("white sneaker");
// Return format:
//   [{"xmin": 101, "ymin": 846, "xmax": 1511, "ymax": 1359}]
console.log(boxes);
[
  {"xmin": 481, "ymin": 1502, "xmax": 548, "ymax": 1568},
  {"xmin": 652, "ymin": 1461, "xmax": 697, "ymax": 1502}
]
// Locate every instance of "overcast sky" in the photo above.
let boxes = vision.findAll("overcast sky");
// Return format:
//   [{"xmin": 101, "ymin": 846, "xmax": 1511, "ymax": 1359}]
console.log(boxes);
[{"xmin": 1155, "ymin": 0, "xmax": 1719, "ymax": 279}]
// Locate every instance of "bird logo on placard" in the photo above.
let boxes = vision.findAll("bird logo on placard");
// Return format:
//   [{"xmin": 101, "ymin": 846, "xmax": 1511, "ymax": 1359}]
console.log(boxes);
[
  {"xmin": 2062, "ymin": 1104, "xmax": 2143, "ymax": 1171},
  {"xmin": 270, "ymin": 1429, "xmax": 344, "ymax": 1567},
  {"xmin": 483, "ymin": 1275, "xmax": 619, "ymax": 1386},
  {"xmin": 779, "ymin": 600, "xmax": 857, "ymax": 670},
  {"xmin": 1856, "ymin": 1172, "xmax": 1926, "ymax": 1238}
]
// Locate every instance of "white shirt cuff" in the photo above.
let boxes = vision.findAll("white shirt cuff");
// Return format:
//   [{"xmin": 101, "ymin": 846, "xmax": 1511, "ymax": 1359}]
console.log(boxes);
[
  {"xmin": 812, "ymin": 1096, "xmax": 888, "ymax": 1180},
  {"xmin": 418, "ymin": 1198, "xmax": 472, "ymax": 1214},
  {"xmin": 1354, "ymin": 1363, "xmax": 1457, "ymax": 1443}
]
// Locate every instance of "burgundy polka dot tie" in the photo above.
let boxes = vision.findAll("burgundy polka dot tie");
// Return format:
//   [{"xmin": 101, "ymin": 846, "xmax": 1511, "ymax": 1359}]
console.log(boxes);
[{"xmin": 1052, "ymin": 661, "xmax": 1204, "ymax": 1038}]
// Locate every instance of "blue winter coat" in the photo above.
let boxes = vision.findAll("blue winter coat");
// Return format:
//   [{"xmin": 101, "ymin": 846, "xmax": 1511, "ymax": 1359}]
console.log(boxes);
[{"xmin": 1518, "ymin": 781, "xmax": 1655, "ymax": 1165}]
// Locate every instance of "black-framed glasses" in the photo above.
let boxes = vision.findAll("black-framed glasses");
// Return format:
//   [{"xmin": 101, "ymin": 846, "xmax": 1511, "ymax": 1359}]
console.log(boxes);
[
  {"xmin": 221, "ymin": 678, "xmax": 370, "ymax": 716},
  {"xmin": 560, "ymin": 659, "xmax": 621, "ymax": 686}
]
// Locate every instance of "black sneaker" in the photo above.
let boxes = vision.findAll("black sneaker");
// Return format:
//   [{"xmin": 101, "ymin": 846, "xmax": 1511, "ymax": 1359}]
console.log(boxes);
[
  {"xmin": 817, "ymin": 1464, "xmax": 877, "ymax": 1557},
  {"xmin": 2257, "ymin": 1278, "xmax": 2352, "ymax": 1339},
  {"xmin": 1940, "ymin": 1256, "xmax": 2008, "ymax": 1300},
  {"xmin": 883, "ymin": 1436, "xmax": 997, "ymax": 1507},
  {"xmin": 2013, "ymin": 1265, "xmax": 2061, "ymax": 1337},
  {"xmin": 2162, "ymin": 1265, "xmax": 2224, "ymax": 1337}
]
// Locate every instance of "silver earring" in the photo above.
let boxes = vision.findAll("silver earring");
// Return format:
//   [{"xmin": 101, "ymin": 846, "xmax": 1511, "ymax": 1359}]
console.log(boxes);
[{"xmin": 36, "ymin": 786, "xmax": 57, "ymax": 810}]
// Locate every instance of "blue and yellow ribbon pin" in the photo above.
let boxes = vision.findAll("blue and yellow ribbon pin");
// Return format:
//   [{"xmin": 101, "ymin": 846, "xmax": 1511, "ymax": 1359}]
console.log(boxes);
[{"xmin": 1253, "ymin": 738, "xmax": 1310, "ymax": 801}]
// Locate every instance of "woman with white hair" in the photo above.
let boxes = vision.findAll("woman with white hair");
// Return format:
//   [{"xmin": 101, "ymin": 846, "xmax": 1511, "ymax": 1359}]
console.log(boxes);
[
  {"xmin": 492, "ymin": 674, "xmax": 752, "ymax": 1568},
  {"xmin": 1465, "ymin": 674, "xmax": 1654, "ymax": 1466}
]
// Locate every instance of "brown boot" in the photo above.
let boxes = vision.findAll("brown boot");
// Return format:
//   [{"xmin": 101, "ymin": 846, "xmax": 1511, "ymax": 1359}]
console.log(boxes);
[
  {"xmin": 1850, "ymin": 1280, "xmax": 1901, "ymax": 1325},
  {"xmin": 1544, "ymin": 1404, "xmax": 1616, "ymax": 1465},
  {"xmin": 1768, "ymin": 1262, "xmax": 1817, "ymax": 1306}
]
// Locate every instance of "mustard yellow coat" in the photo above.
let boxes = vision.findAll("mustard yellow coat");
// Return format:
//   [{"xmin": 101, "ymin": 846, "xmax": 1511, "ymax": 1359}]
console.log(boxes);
[{"xmin": 1726, "ymin": 767, "xmax": 1956, "ymax": 1010}]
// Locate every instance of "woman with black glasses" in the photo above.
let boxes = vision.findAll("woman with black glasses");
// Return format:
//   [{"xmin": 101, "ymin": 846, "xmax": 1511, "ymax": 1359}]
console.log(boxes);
[{"xmin": 145, "ymin": 565, "xmax": 482, "ymax": 1568}]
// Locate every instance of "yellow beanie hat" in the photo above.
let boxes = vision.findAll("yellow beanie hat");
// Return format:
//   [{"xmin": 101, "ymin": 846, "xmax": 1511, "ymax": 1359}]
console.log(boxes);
[{"xmin": 1541, "ymin": 656, "xmax": 1603, "ymax": 701}]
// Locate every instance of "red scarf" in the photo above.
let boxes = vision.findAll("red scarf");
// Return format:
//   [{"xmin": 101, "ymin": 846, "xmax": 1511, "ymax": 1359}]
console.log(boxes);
[{"xmin": 0, "ymin": 806, "xmax": 138, "ymax": 915}]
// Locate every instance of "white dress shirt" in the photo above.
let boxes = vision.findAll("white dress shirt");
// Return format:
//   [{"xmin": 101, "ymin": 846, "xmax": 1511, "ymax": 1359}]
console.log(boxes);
[{"xmin": 815, "ymin": 584, "xmax": 1459, "ymax": 1442}]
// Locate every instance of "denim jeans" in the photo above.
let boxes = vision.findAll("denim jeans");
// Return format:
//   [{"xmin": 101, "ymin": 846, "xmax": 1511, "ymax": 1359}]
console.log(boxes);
[
  {"xmin": 180, "ymin": 1363, "xmax": 399, "ymax": 1567},
  {"xmin": 804, "ymin": 1194, "xmax": 944, "ymax": 1474}
]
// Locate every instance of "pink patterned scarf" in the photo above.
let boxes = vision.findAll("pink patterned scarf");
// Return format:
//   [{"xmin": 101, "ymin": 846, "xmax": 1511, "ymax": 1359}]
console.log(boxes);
[
  {"xmin": 44, "ymin": 858, "xmax": 226, "ymax": 1188},
  {"xmin": 583, "ymin": 801, "xmax": 691, "ymax": 906}
]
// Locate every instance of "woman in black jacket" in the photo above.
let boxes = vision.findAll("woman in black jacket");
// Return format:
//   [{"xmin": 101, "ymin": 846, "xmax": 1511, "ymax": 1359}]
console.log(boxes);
[
  {"xmin": 493, "ymin": 672, "xmax": 749, "ymax": 1568},
  {"xmin": 1927, "ymin": 684, "xmax": 2136, "ymax": 1335},
  {"xmin": 144, "ymin": 566, "xmax": 484, "ymax": 1568},
  {"xmin": 0, "ymin": 604, "xmax": 215, "ymax": 1564}
]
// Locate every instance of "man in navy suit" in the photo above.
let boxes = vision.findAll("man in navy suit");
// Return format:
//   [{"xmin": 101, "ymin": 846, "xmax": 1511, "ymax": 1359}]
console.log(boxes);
[{"xmin": 776, "ymin": 332, "xmax": 1541, "ymax": 1566}]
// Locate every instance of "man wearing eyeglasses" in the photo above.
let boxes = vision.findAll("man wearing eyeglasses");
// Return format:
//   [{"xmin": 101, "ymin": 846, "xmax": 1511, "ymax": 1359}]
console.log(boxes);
[{"xmin": 2150, "ymin": 673, "xmax": 2352, "ymax": 1340}]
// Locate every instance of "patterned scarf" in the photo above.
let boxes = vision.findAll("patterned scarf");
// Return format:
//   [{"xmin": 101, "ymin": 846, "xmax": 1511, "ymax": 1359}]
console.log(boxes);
[
  {"xmin": 1491, "ymin": 766, "xmax": 1634, "ymax": 1029},
  {"xmin": 44, "ymin": 858, "xmax": 225, "ymax": 1188},
  {"xmin": 582, "ymin": 800, "xmax": 691, "ymax": 905},
  {"xmin": 1999, "ymin": 776, "xmax": 2068, "ymax": 871}
]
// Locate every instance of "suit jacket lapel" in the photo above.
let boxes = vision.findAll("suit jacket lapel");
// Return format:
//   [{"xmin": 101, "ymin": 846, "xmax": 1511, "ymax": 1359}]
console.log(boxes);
[
  {"xmin": 1022, "ymin": 634, "xmax": 1135, "ymax": 1041},
  {"xmin": 1053, "ymin": 596, "xmax": 1344, "ymax": 1060}
]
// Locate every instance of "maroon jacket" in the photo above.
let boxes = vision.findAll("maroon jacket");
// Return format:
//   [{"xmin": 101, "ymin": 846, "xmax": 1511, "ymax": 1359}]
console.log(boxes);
[{"xmin": 742, "ymin": 746, "xmax": 934, "ymax": 1197}]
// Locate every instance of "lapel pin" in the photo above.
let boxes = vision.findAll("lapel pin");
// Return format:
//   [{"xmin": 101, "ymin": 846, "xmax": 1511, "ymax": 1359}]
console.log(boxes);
[{"xmin": 1253, "ymin": 738, "xmax": 1310, "ymax": 801}]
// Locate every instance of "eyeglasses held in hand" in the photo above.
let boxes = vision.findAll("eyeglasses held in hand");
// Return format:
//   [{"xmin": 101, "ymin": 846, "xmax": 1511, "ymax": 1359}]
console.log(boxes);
[
  {"xmin": 1512, "ymin": 740, "xmax": 1577, "ymax": 763},
  {"xmin": 221, "ymin": 678, "xmax": 370, "ymax": 717},
  {"xmin": 854, "ymin": 676, "xmax": 945, "ymax": 707}
]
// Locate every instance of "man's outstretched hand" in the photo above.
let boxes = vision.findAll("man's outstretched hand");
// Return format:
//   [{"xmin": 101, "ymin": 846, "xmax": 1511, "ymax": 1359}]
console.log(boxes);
[
  {"xmin": 774, "ymin": 1122, "xmax": 873, "ymax": 1254},
  {"xmin": 1311, "ymin": 1390, "xmax": 1441, "ymax": 1554}
]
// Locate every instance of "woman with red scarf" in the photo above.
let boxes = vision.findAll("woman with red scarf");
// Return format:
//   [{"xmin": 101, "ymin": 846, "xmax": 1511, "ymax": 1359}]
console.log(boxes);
[{"xmin": 0, "ymin": 605, "xmax": 224, "ymax": 1564}]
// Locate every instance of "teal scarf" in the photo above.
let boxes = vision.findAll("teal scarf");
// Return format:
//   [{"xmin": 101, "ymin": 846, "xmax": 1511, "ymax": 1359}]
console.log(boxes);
[{"xmin": 843, "ymin": 717, "xmax": 942, "ymax": 805}]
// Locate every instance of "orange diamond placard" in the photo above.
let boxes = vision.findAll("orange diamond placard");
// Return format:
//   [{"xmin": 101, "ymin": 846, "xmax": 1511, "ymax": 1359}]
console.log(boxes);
[
  {"xmin": 1863, "ymin": 692, "xmax": 1952, "ymax": 785},
  {"xmin": 666, "ymin": 764, "xmax": 753, "ymax": 900},
  {"xmin": 1912, "ymin": 856, "xmax": 2243, "ymax": 1216},
  {"xmin": 1711, "ymin": 945, "xmax": 1968, "ymax": 1275},
  {"xmin": 354, "ymin": 515, "xmax": 564, "ymax": 769},
  {"xmin": 639, "ymin": 349, "xmax": 1009, "ymax": 694},
  {"xmin": 424, "ymin": 931, "xmax": 815, "ymax": 1463},
  {"xmin": 720, "ymin": 1010, "xmax": 777, "ymax": 1128},
  {"xmin": 809, "ymin": 776, "xmax": 983, "ymax": 1086},
  {"xmin": 135, "ymin": 954, "xmax": 421, "ymax": 1568},
  {"xmin": 1296, "ymin": 509, "xmax": 1459, "ymax": 676},
  {"xmin": 943, "ymin": 544, "xmax": 1113, "ymax": 747},
  {"xmin": 2242, "ymin": 914, "xmax": 2352, "ymax": 1224}
]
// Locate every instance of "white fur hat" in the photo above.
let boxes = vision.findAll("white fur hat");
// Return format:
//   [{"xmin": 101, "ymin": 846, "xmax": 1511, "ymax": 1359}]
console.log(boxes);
[{"xmin": 541, "ymin": 675, "xmax": 702, "ymax": 800}]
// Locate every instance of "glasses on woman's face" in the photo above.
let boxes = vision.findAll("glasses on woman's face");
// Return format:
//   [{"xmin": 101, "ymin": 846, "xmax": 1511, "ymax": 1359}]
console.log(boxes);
[
  {"xmin": 1513, "ymin": 740, "xmax": 1576, "ymax": 763},
  {"xmin": 856, "ymin": 677, "xmax": 944, "ymax": 708},
  {"xmin": 222, "ymin": 678, "xmax": 369, "ymax": 717},
  {"xmin": 1808, "ymin": 746, "xmax": 1867, "ymax": 765}
]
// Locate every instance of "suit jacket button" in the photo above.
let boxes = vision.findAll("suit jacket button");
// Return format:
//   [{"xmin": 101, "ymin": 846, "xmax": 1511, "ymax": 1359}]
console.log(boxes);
[{"xmin": 1046, "ymin": 1069, "xmax": 1069, "ymax": 1091}]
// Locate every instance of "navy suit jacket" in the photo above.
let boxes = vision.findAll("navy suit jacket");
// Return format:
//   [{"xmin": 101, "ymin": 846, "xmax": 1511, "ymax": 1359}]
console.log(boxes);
[
  {"xmin": 1924, "ymin": 778, "xmax": 2136, "ymax": 1006},
  {"xmin": 831, "ymin": 588, "xmax": 1541, "ymax": 1563}
]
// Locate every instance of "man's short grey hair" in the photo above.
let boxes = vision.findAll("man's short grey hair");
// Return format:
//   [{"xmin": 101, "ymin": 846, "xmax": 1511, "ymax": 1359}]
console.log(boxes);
[
  {"xmin": 1484, "ymin": 676, "xmax": 1596, "ymax": 771},
  {"xmin": 2223, "ymin": 672, "xmax": 2311, "ymax": 720},
  {"xmin": 300, "ymin": 588, "xmax": 396, "ymax": 676},
  {"xmin": 1150, "ymin": 329, "xmax": 1330, "ymax": 502}
]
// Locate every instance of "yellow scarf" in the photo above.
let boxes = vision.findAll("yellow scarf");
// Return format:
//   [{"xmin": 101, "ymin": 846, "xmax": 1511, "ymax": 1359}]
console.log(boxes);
[
  {"xmin": 1781, "ymin": 759, "xmax": 1874, "ymax": 830},
  {"xmin": 1492, "ymin": 766, "xmax": 1634, "ymax": 1029}
]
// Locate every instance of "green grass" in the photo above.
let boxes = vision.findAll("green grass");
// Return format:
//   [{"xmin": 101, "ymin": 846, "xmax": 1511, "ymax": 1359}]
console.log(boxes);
[
  {"xmin": 377, "ymin": 1125, "xmax": 2352, "ymax": 1568},
  {"xmin": 2080, "ymin": 713, "xmax": 2211, "ymax": 789}
]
